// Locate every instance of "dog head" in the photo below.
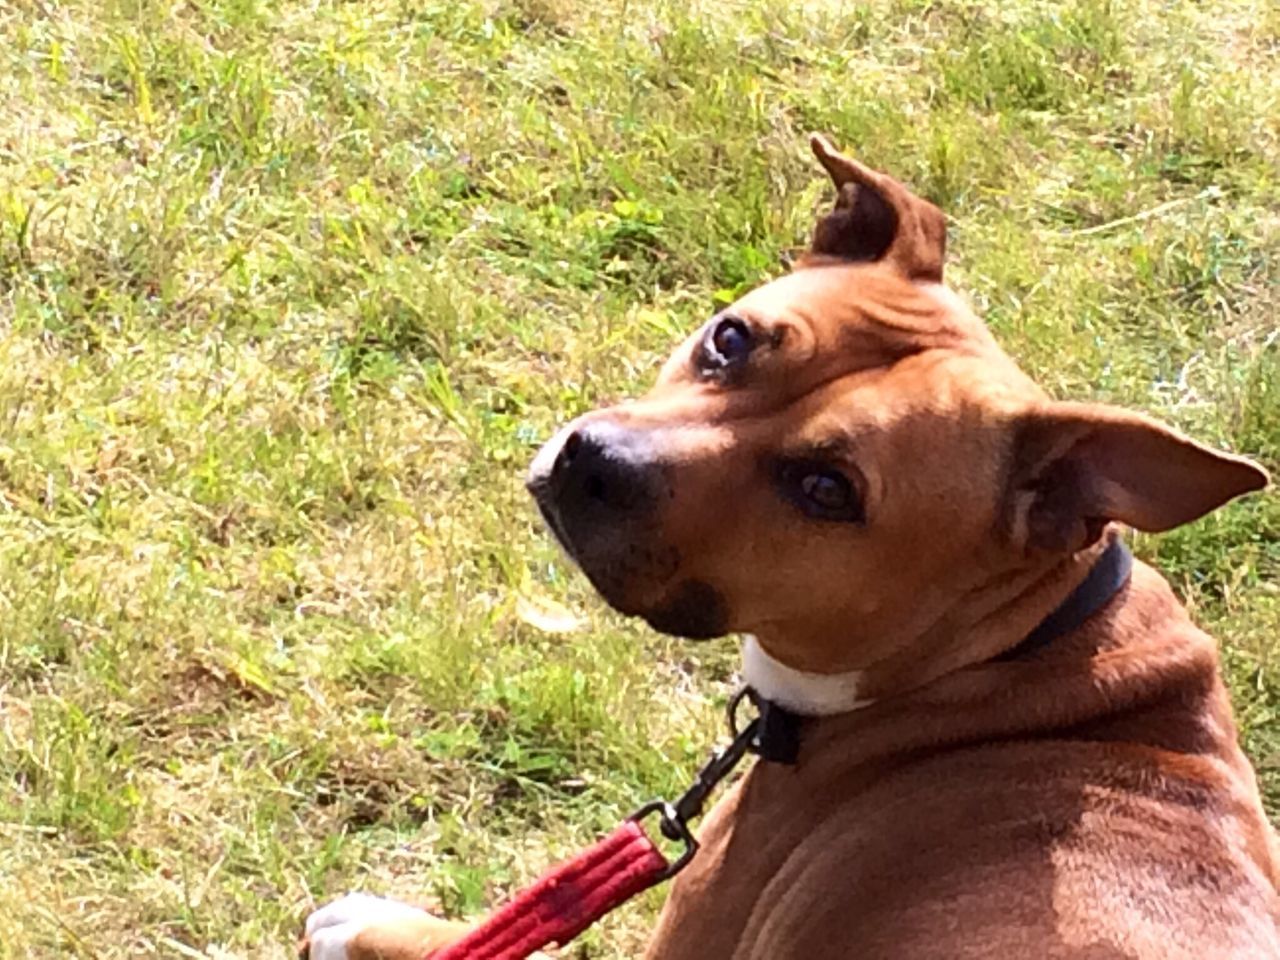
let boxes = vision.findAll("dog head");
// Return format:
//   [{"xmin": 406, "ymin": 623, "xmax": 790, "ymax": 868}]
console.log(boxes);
[{"xmin": 527, "ymin": 136, "xmax": 1267, "ymax": 693}]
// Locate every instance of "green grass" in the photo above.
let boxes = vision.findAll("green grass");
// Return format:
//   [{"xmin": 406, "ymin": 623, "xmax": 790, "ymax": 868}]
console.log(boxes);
[{"xmin": 0, "ymin": 0, "xmax": 1277, "ymax": 955}]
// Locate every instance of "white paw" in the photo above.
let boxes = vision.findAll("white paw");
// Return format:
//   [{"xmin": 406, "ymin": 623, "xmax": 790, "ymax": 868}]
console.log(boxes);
[{"xmin": 304, "ymin": 893, "xmax": 430, "ymax": 960}]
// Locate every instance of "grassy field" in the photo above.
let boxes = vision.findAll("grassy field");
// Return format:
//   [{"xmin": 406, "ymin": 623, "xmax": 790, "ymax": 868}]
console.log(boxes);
[{"xmin": 1, "ymin": 0, "xmax": 1277, "ymax": 955}]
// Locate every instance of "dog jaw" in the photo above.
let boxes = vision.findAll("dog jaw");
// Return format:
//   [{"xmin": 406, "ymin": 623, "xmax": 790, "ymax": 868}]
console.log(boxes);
[{"xmin": 642, "ymin": 579, "xmax": 730, "ymax": 639}]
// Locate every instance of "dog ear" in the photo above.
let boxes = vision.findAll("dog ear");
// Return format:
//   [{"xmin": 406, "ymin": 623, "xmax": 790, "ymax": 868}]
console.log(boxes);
[
  {"xmin": 1009, "ymin": 402, "xmax": 1268, "ymax": 554},
  {"xmin": 807, "ymin": 133, "xmax": 947, "ymax": 281}
]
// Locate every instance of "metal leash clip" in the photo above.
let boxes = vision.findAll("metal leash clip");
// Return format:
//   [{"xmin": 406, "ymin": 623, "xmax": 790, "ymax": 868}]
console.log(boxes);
[{"xmin": 628, "ymin": 688, "xmax": 764, "ymax": 879}]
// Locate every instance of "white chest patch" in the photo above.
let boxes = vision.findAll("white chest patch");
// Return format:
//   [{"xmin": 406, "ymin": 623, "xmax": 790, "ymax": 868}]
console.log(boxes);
[{"xmin": 741, "ymin": 636, "xmax": 874, "ymax": 716}]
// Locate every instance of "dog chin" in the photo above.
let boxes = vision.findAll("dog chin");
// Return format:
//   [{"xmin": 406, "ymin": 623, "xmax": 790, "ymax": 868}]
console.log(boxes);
[
  {"xmin": 639, "ymin": 580, "xmax": 729, "ymax": 640},
  {"xmin": 582, "ymin": 569, "xmax": 729, "ymax": 640}
]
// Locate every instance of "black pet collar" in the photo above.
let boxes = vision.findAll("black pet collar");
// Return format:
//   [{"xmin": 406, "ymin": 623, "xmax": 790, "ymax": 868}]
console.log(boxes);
[{"xmin": 756, "ymin": 536, "xmax": 1136, "ymax": 764}]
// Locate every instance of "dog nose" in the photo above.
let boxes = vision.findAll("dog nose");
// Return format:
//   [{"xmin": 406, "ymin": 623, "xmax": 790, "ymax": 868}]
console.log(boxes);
[
  {"xmin": 549, "ymin": 424, "xmax": 651, "ymax": 512},
  {"xmin": 527, "ymin": 420, "xmax": 662, "ymax": 525}
]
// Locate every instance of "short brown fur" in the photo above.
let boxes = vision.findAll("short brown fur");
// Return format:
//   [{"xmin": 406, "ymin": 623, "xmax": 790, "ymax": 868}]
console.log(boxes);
[{"xmin": 301, "ymin": 136, "xmax": 1276, "ymax": 960}]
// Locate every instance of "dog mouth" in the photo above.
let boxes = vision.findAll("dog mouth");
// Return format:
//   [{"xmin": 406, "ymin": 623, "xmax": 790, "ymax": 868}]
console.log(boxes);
[
  {"xmin": 531, "ymin": 493, "xmax": 574, "ymax": 560},
  {"xmin": 525, "ymin": 422, "xmax": 731, "ymax": 640},
  {"xmin": 529, "ymin": 487, "xmax": 637, "ymax": 604},
  {"xmin": 529, "ymin": 486, "xmax": 728, "ymax": 640}
]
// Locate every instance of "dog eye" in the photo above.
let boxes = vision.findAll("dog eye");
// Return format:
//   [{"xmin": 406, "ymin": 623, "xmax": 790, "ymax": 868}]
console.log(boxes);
[
  {"xmin": 700, "ymin": 316, "xmax": 754, "ymax": 373},
  {"xmin": 801, "ymin": 472, "xmax": 850, "ymax": 511},
  {"xmin": 777, "ymin": 461, "xmax": 865, "ymax": 523},
  {"xmin": 712, "ymin": 318, "xmax": 752, "ymax": 361}
]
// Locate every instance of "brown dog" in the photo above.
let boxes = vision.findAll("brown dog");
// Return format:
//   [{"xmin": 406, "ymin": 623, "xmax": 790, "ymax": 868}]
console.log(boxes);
[{"xmin": 302, "ymin": 136, "xmax": 1278, "ymax": 959}]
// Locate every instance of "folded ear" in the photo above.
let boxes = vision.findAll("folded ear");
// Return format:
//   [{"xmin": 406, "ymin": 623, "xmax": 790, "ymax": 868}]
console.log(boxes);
[
  {"xmin": 807, "ymin": 133, "xmax": 947, "ymax": 281},
  {"xmin": 1009, "ymin": 402, "xmax": 1269, "ymax": 554}
]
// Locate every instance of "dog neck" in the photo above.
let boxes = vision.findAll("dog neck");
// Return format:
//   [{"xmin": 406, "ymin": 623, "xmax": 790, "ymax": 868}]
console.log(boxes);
[
  {"xmin": 743, "ymin": 537, "xmax": 1134, "ymax": 717},
  {"xmin": 741, "ymin": 635, "xmax": 874, "ymax": 716}
]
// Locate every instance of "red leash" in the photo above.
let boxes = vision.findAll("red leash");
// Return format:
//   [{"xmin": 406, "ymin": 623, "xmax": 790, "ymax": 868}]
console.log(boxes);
[
  {"xmin": 428, "ymin": 690, "xmax": 798, "ymax": 960},
  {"xmin": 429, "ymin": 819, "xmax": 671, "ymax": 960}
]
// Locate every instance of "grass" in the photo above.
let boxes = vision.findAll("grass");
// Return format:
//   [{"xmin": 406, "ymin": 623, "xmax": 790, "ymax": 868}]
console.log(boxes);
[{"xmin": 0, "ymin": 0, "xmax": 1277, "ymax": 955}]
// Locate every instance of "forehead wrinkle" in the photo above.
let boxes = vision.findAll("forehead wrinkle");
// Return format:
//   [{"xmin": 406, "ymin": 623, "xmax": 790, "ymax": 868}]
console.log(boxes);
[
  {"xmin": 764, "ymin": 262, "xmax": 995, "ymax": 347},
  {"xmin": 741, "ymin": 271, "xmax": 977, "ymax": 357},
  {"xmin": 661, "ymin": 268, "xmax": 1001, "ymax": 410}
]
